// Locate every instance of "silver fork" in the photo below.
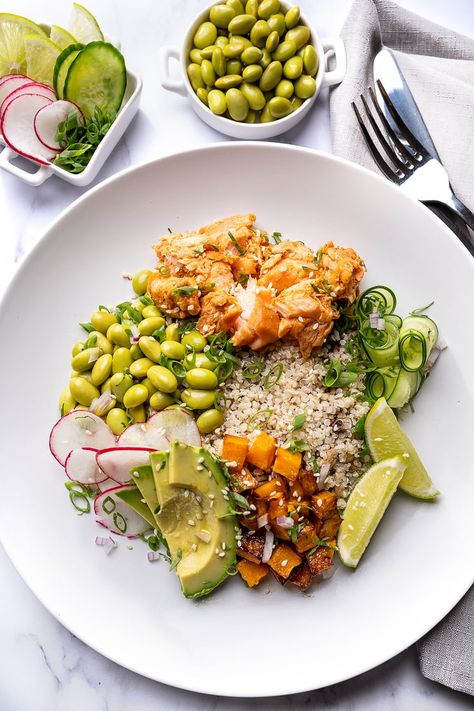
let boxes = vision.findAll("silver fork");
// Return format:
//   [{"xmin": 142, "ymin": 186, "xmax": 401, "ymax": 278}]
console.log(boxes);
[{"xmin": 352, "ymin": 80, "xmax": 474, "ymax": 252}]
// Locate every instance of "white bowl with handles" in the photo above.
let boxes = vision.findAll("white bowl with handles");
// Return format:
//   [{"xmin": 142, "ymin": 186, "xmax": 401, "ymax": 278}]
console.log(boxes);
[{"xmin": 160, "ymin": 1, "xmax": 346, "ymax": 139}]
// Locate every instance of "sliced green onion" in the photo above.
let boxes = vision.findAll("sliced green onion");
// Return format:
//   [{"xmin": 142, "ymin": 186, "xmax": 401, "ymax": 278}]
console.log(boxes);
[
  {"xmin": 168, "ymin": 360, "xmax": 187, "ymax": 378},
  {"xmin": 247, "ymin": 408, "xmax": 274, "ymax": 431},
  {"xmin": 113, "ymin": 511, "xmax": 127, "ymax": 534},
  {"xmin": 228, "ymin": 230, "xmax": 246, "ymax": 255},
  {"xmin": 216, "ymin": 360, "xmax": 234, "ymax": 383},
  {"xmin": 215, "ymin": 393, "xmax": 227, "ymax": 413},
  {"xmin": 242, "ymin": 361, "xmax": 265, "ymax": 381},
  {"xmin": 356, "ymin": 285, "xmax": 397, "ymax": 319},
  {"xmin": 263, "ymin": 363, "xmax": 283, "ymax": 390}
]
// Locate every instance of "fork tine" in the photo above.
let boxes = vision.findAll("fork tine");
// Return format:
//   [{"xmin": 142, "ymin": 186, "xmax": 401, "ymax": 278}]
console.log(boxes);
[
  {"xmin": 376, "ymin": 80, "xmax": 427, "ymax": 158},
  {"xmin": 368, "ymin": 88, "xmax": 415, "ymax": 165},
  {"xmin": 359, "ymin": 94, "xmax": 407, "ymax": 174},
  {"xmin": 351, "ymin": 101, "xmax": 401, "ymax": 182}
]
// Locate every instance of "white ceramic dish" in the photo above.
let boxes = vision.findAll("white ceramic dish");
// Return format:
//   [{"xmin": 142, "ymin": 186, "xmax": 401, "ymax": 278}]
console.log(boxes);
[
  {"xmin": 160, "ymin": 1, "xmax": 345, "ymax": 139},
  {"xmin": 0, "ymin": 143, "xmax": 473, "ymax": 697}
]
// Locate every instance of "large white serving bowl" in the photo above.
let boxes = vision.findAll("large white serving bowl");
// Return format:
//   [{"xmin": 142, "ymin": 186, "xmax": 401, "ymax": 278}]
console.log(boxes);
[{"xmin": 0, "ymin": 143, "xmax": 473, "ymax": 698}]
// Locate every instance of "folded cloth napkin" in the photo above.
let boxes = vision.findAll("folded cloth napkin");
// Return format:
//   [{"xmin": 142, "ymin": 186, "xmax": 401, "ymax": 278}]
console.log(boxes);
[
  {"xmin": 329, "ymin": 0, "xmax": 474, "ymax": 210},
  {"xmin": 330, "ymin": 0, "xmax": 474, "ymax": 695}
]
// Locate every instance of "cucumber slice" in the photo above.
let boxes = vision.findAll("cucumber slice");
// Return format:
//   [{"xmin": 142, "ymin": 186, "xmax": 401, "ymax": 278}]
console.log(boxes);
[
  {"xmin": 398, "ymin": 315, "xmax": 438, "ymax": 372},
  {"xmin": 63, "ymin": 41, "xmax": 126, "ymax": 119},
  {"xmin": 387, "ymin": 369, "xmax": 421, "ymax": 409},
  {"xmin": 53, "ymin": 42, "xmax": 83, "ymax": 98}
]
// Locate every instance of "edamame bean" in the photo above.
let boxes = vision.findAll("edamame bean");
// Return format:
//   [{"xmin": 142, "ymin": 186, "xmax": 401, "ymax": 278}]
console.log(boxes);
[
  {"xmin": 200, "ymin": 45, "xmax": 216, "ymax": 60},
  {"xmin": 285, "ymin": 6, "xmax": 300, "ymax": 29},
  {"xmin": 165, "ymin": 323, "xmax": 180, "ymax": 342},
  {"xmin": 132, "ymin": 269, "xmax": 151, "ymax": 296},
  {"xmin": 123, "ymin": 383, "xmax": 149, "ymax": 409},
  {"xmin": 71, "ymin": 347, "xmax": 102, "ymax": 372},
  {"xmin": 147, "ymin": 366, "xmax": 178, "ymax": 393},
  {"xmin": 187, "ymin": 63, "xmax": 204, "ymax": 91},
  {"xmin": 149, "ymin": 391, "xmax": 175, "ymax": 411},
  {"xmin": 210, "ymin": 4, "xmax": 236, "ymax": 29},
  {"xmin": 283, "ymin": 55, "xmax": 303, "ymax": 79},
  {"xmin": 88, "ymin": 331, "xmax": 113, "ymax": 354},
  {"xmin": 193, "ymin": 22, "xmax": 218, "ymax": 50},
  {"xmin": 181, "ymin": 388, "xmax": 217, "ymax": 410},
  {"xmin": 268, "ymin": 95, "xmax": 292, "ymax": 118},
  {"xmin": 197, "ymin": 87, "xmax": 209, "ymax": 105},
  {"xmin": 241, "ymin": 46, "xmax": 262, "ymax": 64},
  {"xmin": 285, "ymin": 25, "xmax": 310, "ymax": 49},
  {"xmin": 265, "ymin": 30, "xmax": 279, "ymax": 53},
  {"xmin": 216, "ymin": 35, "xmax": 229, "ymax": 49},
  {"xmin": 242, "ymin": 63, "xmax": 263, "ymax": 82},
  {"xmin": 186, "ymin": 367, "xmax": 218, "ymax": 389},
  {"xmin": 240, "ymin": 81, "xmax": 266, "ymax": 110},
  {"xmin": 260, "ymin": 102, "xmax": 275, "ymax": 122},
  {"xmin": 208, "ymin": 88, "xmax": 227, "ymax": 115},
  {"xmin": 110, "ymin": 372, "xmax": 133, "ymax": 402},
  {"xmin": 101, "ymin": 376, "xmax": 113, "ymax": 394},
  {"xmin": 90, "ymin": 310, "xmax": 117, "ymax": 334},
  {"xmin": 294, "ymin": 74, "xmax": 316, "ymax": 99},
  {"xmin": 161, "ymin": 340, "xmax": 186, "ymax": 360},
  {"xmin": 71, "ymin": 370, "xmax": 93, "ymax": 383},
  {"xmin": 141, "ymin": 377, "xmax": 157, "ymax": 398},
  {"xmin": 245, "ymin": 108, "xmax": 258, "ymax": 122},
  {"xmin": 290, "ymin": 95, "xmax": 303, "ymax": 112},
  {"xmin": 130, "ymin": 343, "xmax": 143, "ymax": 360},
  {"xmin": 129, "ymin": 357, "xmax": 154, "ymax": 379},
  {"xmin": 138, "ymin": 336, "xmax": 162, "ymax": 362},
  {"xmin": 302, "ymin": 44, "xmax": 318, "ymax": 75},
  {"xmin": 129, "ymin": 405, "xmax": 146, "ymax": 423},
  {"xmin": 141, "ymin": 304, "xmax": 161, "ymax": 318},
  {"xmin": 59, "ymin": 386, "xmax": 76, "ymax": 415},
  {"xmin": 189, "ymin": 48, "xmax": 203, "ymax": 64},
  {"xmin": 227, "ymin": 0, "xmax": 244, "ymax": 14},
  {"xmin": 275, "ymin": 78, "xmax": 294, "ymax": 98},
  {"xmin": 69, "ymin": 377, "xmax": 100, "ymax": 407},
  {"xmin": 215, "ymin": 74, "xmax": 242, "ymax": 92},
  {"xmin": 267, "ymin": 12, "xmax": 286, "ymax": 36},
  {"xmin": 201, "ymin": 59, "xmax": 216, "ymax": 86},
  {"xmin": 226, "ymin": 87, "xmax": 249, "ymax": 121},
  {"xmin": 228, "ymin": 13, "xmax": 256, "ymax": 35},
  {"xmin": 272, "ymin": 39, "xmax": 297, "ymax": 62},
  {"xmin": 226, "ymin": 59, "xmax": 242, "ymax": 75},
  {"xmin": 184, "ymin": 352, "xmax": 218, "ymax": 371},
  {"xmin": 259, "ymin": 60, "xmax": 282, "ymax": 91},
  {"xmin": 139, "ymin": 316, "xmax": 166, "ymax": 336},
  {"xmin": 196, "ymin": 409, "xmax": 225, "ymax": 434},
  {"xmin": 107, "ymin": 323, "xmax": 131, "ymax": 348},
  {"xmin": 91, "ymin": 353, "xmax": 113, "ymax": 386},
  {"xmin": 223, "ymin": 37, "xmax": 250, "ymax": 58},
  {"xmin": 71, "ymin": 341, "xmax": 84, "ymax": 357},
  {"xmin": 112, "ymin": 347, "xmax": 133, "ymax": 373},
  {"xmin": 245, "ymin": 0, "xmax": 258, "ymax": 17},
  {"xmin": 258, "ymin": 0, "xmax": 280, "ymax": 20},
  {"xmin": 181, "ymin": 331, "xmax": 207, "ymax": 352},
  {"xmin": 250, "ymin": 19, "xmax": 271, "ymax": 47},
  {"xmin": 212, "ymin": 46, "xmax": 226, "ymax": 76},
  {"xmin": 106, "ymin": 408, "xmax": 129, "ymax": 435},
  {"xmin": 259, "ymin": 48, "xmax": 271, "ymax": 68}
]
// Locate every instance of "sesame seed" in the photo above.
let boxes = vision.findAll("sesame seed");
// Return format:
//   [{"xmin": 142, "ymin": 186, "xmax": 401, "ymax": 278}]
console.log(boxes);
[
  {"xmin": 197, "ymin": 465, "xmax": 204, "ymax": 471},
  {"xmin": 402, "ymin": 452, "xmax": 410, "ymax": 458},
  {"xmin": 198, "ymin": 457, "xmax": 205, "ymax": 464},
  {"xmin": 348, "ymin": 524, "xmax": 354, "ymax": 530},
  {"xmin": 140, "ymin": 498, "xmax": 146, "ymax": 504},
  {"xmin": 208, "ymin": 494, "xmax": 215, "ymax": 499},
  {"xmin": 84, "ymin": 429, "xmax": 92, "ymax": 436},
  {"xmin": 133, "ymin": 471, "xmax": 140, "ymax": 478},
  {"xmin": 281, "ymin": 559, "xmax": 288, "ymax": 566},
  {"xmin": 209, "ymin": 500, "xmax": 214, "ymax": 508},
  {"xmin": 249, "ymin": 504, "xmax": 256, "ymax": 511},
  {"xmin": 196, "ymin": 530, "xmax": 211, "ymax": 543},
  {"xmin": 191, "ymin": 543, "xmax": 197, "ymax": 552},
  {"xmin": 140, "ymin": 424, "xmax": 147, "ymax": 432},
  {"xmin": 374, "ymin": 437, "xmax": 383, "ymax": 442},
  {"xmin": 215, "ymin": 547, "xmax": 220, "ymax": 555},
  {"xmin": 187, "ymin": 519, "xmax": 196, "ymax": 526},
  {"xmin": 222, "ymin": 542, "xmax": 226, "ymax": 550}
]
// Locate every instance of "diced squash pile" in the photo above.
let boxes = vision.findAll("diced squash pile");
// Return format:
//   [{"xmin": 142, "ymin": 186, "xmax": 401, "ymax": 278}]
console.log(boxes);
[{"xmin": 221, "ymin": 433, "xmax": 340, "ymax": 593}]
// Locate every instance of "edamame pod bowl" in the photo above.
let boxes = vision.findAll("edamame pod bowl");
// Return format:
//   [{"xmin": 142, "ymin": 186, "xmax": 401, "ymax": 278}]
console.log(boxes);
[
  {"xmin": 160, "ymin": 1, "xmax": 346, "ymax": 139},
  {"xmin": 0, "ymin": 143, "xmax": 473, "ymax": 697}
]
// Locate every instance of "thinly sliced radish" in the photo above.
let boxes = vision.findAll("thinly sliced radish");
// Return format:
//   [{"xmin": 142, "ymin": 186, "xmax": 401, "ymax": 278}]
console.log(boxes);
[
  {"xmin": 65, "ymin": 447, "xmax": 108, "ymax": 485},
  {"xmin": 1, "ymin": 93, "xmax": 56, "ymax": 164},
  {"xmin": 97, "ymin": 477, "xmax": 119, "ymax": 492},
  {"xmin": 118, "ymin": 422, "xmax": 169, "ymax": 450},
  {"xmin": 0, "ymin": 75, "xmax": 31, "ymax": 107},
  {"xmin": 118, "ymin": 409, "xmax": 201, "ymax": 449},
  {"xmin": 34, "ymin": 99, "xmax": 84, "ymax": 151},
  {"xmin": 96, "ymin": 447, "xmax": 155, "ymax": 485},
  {"xmin": 0, "ymin": 82, "xmax": 56, "ymax": 119},
  {"xmin": 94, "ymin": 485, "xmax": 151, "ymax": 537},
  {"xmin": 49, "ymin": 411, "xmax": 116, "ymax": 466}
]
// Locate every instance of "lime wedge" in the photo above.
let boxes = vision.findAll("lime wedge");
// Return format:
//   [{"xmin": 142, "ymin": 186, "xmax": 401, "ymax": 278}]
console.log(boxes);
[
  {"xmin": 365, "ymin": 397, "xmax": 440, "ymax": 500},
  {"xmin": 0, "ymin": 13, "xmax": 46, "ymax": 77},
  {"xmin": 24, "ymin": 34, "xmax": 60, "ymax": 86},
  {"xmin": 50, "ymin": 25, "xmax": 77, "ymax": 50},
  {"xmin": 337, "ymin": 456, "xmax": 406, "ymax": 568},
  {"xmin": 69, "ymin": 3, "xmax": 103, "ymax": 43}
]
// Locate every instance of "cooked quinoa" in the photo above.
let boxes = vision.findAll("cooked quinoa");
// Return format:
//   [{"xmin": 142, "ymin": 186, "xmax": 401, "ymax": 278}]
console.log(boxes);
[{"xmin": 203, "ymin": 332, "xmax": 370, "ymax": 508}]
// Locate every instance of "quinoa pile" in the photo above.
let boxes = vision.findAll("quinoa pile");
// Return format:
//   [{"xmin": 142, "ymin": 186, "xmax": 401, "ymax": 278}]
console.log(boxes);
[{"xmin": 204, "ymin": 333, "xmax": 370, "ymax": 509}]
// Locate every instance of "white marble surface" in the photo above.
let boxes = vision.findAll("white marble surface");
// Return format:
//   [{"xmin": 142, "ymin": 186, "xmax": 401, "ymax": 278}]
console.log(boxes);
[{"xmin": 1, "ymin": 1, "xmax": 473, "ymax": 708}]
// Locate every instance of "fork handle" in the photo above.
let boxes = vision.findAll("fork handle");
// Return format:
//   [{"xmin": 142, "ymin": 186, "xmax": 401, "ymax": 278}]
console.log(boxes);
[
  {"xmin": 425, "ymin": 202, "xmax": 474, "ymax": 257},
  {"xmin": 449, "ymin": 195, "xmax": 474, "ymax": 231}
]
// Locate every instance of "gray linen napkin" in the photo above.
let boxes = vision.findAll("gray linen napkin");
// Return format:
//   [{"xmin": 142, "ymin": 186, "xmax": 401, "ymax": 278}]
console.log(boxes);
[{"xmin": 330, "ymin": 0, "xmax": 474, "ymax": 695}]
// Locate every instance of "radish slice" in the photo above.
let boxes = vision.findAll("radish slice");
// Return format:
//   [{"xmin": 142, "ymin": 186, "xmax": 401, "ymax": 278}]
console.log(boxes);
[
  {"xmin": 1, "ymin": 93, "xmax": 56, "ymax": 164},
  {"xmin": 34, "ymin": 100, "xmax": 84, "ymax": 151},
  {"xmin": 97, "ymin": 477, "xmax": 120, "ymax": 492},
  {"xmin": 94, "ymin": 485, "xmax": 151, "ymax": 537},
  {"xmin": 96, "ymin": 447, "xmax": 155, "ymax": 485},
  {"xmin": 118, "ymin": 409, "xmax": 201, "ymax": 449},
  {"xmin": 0, "ymin": 75, "xmax": 31, "ymax": 108},
  {"xmin": 65, "ymin": 447, "xmax": 108, "ymax": 485},
  {"xmin": 0, "ymin": 82, "xmax": 56, "ymax": 120},
  {"xmin": 49, "ymin": 411, "xmax": 116, "ymax": 466},
  {"xmin": 118, "ymin": 422, "xmax": 169, "ymax": 450}
]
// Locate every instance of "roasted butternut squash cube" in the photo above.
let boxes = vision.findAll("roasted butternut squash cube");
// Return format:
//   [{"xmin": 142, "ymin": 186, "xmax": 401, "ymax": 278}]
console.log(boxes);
[
  {"xmin": 231, "ymin": 467, "xmax": 258, "ymax": 492},
  {"xmin": 268, "ymin": 497, "xmax": 288, "ymax": 521},
  {"xmin": 254, "ymin": 498, "xmax": 267, "ymax": 518},
  {"xmin": 294, "ymin": 521, "xmax": 319, "ymax": 553},
  {"xmin": 288, "ymin": 498, "xmax": 311, "ymax": 518},
  {"xmin": 289, "ymin": 480, "xmax": 305, "ymax": 499},
  {"xmin": 237, "ymin": 559, "xmax": 269, "ymax": 588},
  {"xmin": 300, "ymin": 469, "xmax": 319, "ymax": 495},
  {"xmin": 268, "ymin": 543, "xmax": 302, "ymax": 579},
  {"xmin": 311, "ymin": 490, "xmax": 337, "ymax": 520},
  {"xmin": 239, "ymin": 513, "xmax": 258, "ymax": 531},
  {"xmin": 306, "ymin": 539, "xmax": 336, "ymax": 576},
  {"xmin": 319, "ymin": 513, "xmax": 342, "ymax": 538},
  {"xmin": 254, "ymin": 479, "xmax": 284, "ymax": 500},
  {"xmin": 288, "ymin": 562, "xmax": 313, "ymax": 591},
  {"xmin": 237, "ymin": 531, "xmax": 265, "ymax": 563},
  {"xmin": 272, "ymin": 448, "xmax": 302, "ymax": 482},
  {"xmin": 222, "ymin": 434, "xmax": 249, "ymax": 471},
  {"xmin": 270, "ymin": 522, "xmax": 291, "ymax": 542},
  {"xmin": 246, "ymin": 432, "xmax": 276, "ymax": 470}
]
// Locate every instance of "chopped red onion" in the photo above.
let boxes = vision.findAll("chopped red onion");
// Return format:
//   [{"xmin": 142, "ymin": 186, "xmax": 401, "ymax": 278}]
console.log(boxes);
[
  {"xmin": 319, "ymin": 463, "xmax": 331, "ymax": 486},
  {"xmin": 257, "ymin": 513, "xmax": 269, "ymax": 528},
  {"xmin": 129, "ymin": 324, "xmax": 140, "ymax": 343},
  {"xmin": 147, "ymin": 551, "xmax": 160, "ymax": 562},
  {"xmin": 275, "ymin": 515, "xmax": 294, "ymax": 529},
  {"xmin": 89, "ymin": 391, "xmax": 116, "ymax": 414},
  {"xmin": 88, "ymin": 347, "xmax": 101, "ymax": 364},
  {"xmin": 369, "ymin": 313, "xmax": 379, "ymax": 328},
  {"xmin": 95, "ymin": 536, "xmax": 107, "ymax": 546},
  {"xmin": 377, "ymin": 317, "xmax": 385, "ymax": 330},
  {"xmin": 104, "ymin": 536, "xmax": 117, "ymax": 555},
  {"xmin": 262, "ymin": 526, "xmax": 274, "ymax": 563}
]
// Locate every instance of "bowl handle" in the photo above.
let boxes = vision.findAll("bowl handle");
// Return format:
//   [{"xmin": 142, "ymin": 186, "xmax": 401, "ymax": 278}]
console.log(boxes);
[
  {"xmin": 320, "ymin": 37, "xmax": 346, "ymax": 88},
  {"xmin": 160, "ymin": 47, "xmax": 187, "ymax": 96},
  {"xmin": 0, "ymin": 145, "xmax": 52, "ymax": 186}
]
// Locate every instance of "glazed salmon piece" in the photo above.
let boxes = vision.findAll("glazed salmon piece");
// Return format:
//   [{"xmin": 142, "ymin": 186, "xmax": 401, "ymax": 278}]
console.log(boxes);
[
  {"xmin": 197, "ymin": 290, "xmax": 242, "ymax": 336},
  {"xmin": 314, "ymin": 242, "xmax": 365, "ymax": 302},
  {"xmin": 199, "ymin": 213, "xmax": 256, "ymax": 242},
  {"xmin": 259, "ymin": 241, "xmax": 316, "ymax": 292},
  {"xmin": 232, "ymin": 279, "xmax": 280, "ymax": 350}
]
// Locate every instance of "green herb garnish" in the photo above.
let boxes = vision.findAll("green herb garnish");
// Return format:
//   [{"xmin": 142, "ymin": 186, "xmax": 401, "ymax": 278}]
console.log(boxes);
[
  {"xmin": 272, "ymin": 231, "xmax": 282, "ymax": 244},
  {"xmin": 291, "ymin": 413, "xmax": 306, "ymax": 431},
  {"xmin": 172, "ymin": 286, "xmax": 197, "ymax": 297},
  {"xmin": 228, "ymin": 231, "xmax": 246, "ymax": 256},
  {"xmin": 54, "ymin": 107, "xmax": 117, "ymax": 173}
]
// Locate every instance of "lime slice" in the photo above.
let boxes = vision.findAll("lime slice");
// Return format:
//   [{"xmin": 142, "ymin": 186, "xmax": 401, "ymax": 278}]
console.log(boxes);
[
  {"xmin": 24, "ymin": 34, "xmax": 60, "ymax": 86},
  {"xmin": 337, "ymin": 456, "xmax": 406, "ymax": 568},
  {"xmin": 69, "ymin": 3, "xmax": 103, "ymax": 43},
  {"xmin": 50, "ymin": 25, "xmax": 77, "ymax": 50},
  {"xmin": 0, "ymin": 13, "xmax": 46, "ymax": 77},
  {"xmin": 365, "ymin": 397, "xmax": 440, "ymax": 500},
  {"xmin": 53, "ymin": 43, "xmax": 83, "ymax": 98}
]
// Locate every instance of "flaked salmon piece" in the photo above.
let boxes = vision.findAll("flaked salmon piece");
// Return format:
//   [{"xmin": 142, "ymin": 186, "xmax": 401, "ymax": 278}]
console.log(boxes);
[
  {"xmin": 147, "ymin": 274, "xmax": 201, "ymax": 319},
  {"xmin": 199, "ymin": 213, "xmax": 256, "ymax": 242},
  {"xmin": 231, "ymin": 279, "xmax": 280, "ymax": 350},
  {"xmin": 197, "ymin": 290, "xmax": 242, "ymax": 336},
  {"xmin": 181, "ymin": 257, "xmax": 234, "ymax": 290},
  {"xmin": 314, "ymin": 242, "xmax": 365, "ymax": 302},
  {"xmin": 259, "ymin": 240, "xmax": 317, "ymax": 292}
]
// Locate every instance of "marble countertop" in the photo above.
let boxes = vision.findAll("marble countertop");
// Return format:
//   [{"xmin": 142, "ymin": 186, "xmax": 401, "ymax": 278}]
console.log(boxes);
[{"xmin": 1, "ymin": 1, "xmax": 473, "ymax": 708}]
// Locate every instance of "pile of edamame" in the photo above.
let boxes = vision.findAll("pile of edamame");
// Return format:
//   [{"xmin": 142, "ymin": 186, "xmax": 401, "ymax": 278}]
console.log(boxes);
[
  {"xmin": 59, "ymin": 269, "xmax": 230, "ymax": 436},
  {"xmin": 187, "ymin": 1, "xmax": 318, "ymax": 123}
]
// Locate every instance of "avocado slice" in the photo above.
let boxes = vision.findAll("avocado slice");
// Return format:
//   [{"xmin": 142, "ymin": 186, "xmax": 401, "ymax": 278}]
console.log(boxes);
[
  {"xmin": 150, "ymin": 442, "xmax": 237, "ymax": 599},
  {"xmin": 130, "ymin": 465, "xmax": 161, "ymax": 524},
  {"xmin": 114, "ymin": 486, "xmax": 156, "ymax": 529}
]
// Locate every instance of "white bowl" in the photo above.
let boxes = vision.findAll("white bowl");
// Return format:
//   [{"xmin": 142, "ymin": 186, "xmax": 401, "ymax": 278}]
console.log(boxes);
[{"xmin": 160, "ymin": 1, "xmax": 346, "ymax": 139}]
